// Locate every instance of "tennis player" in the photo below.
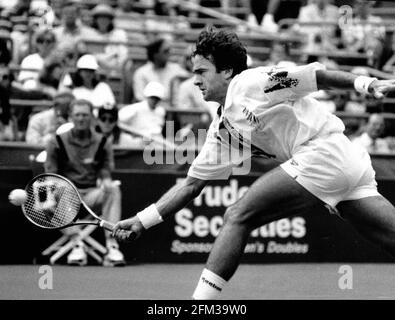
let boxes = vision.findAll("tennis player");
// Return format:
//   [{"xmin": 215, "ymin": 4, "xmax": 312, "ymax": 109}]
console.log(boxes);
[{"xmin": 113, "ymin": 28, "xmax": 395, "ymax": 299}]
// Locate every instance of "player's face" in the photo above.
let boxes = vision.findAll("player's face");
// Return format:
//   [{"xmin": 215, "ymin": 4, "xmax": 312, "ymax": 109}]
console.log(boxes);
[{"xmin": 192, "ymin": 54, "xmax": 231, "ymax": 105}]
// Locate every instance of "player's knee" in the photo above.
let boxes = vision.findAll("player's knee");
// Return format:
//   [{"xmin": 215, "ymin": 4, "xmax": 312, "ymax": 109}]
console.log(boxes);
[{"xmin": 223, "ymin": 205, "xmax": 255, "ymax": 229}]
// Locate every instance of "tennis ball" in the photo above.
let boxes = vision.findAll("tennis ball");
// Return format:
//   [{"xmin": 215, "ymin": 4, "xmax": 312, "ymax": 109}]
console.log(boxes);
[{"xmin": 8, "ymin": 189, "xmax": 28, "ymax": 206}]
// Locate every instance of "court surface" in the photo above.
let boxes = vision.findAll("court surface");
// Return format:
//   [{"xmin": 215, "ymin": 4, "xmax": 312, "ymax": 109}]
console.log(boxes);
[{"xmin": 1, "ymin": 263, "xmax": 394, "ymax": 299}]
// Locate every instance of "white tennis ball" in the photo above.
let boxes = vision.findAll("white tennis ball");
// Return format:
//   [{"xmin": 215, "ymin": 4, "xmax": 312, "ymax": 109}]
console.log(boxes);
[{"xmin": 8, "ymin": 189, "xmax": 28, "ymax": 206}]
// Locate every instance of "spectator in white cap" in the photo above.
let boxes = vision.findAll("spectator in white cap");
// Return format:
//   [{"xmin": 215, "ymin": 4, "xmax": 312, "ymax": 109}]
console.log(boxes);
[
  {"xmin": 118, "ymin": 81, "xmax": 166, "ymax": 141},
  {"xmin": 70, "ymin": 54, "xmax": 116, "ymax": 115},
  {"xmin": 90, "ymin": 4, "xmax": 132, "ymax": 73}
]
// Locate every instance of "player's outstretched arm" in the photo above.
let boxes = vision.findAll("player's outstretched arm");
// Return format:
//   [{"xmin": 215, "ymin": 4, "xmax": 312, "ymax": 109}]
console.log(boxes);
[
  {"xmin": 112, "ymin": 176, "xmax": 209, "ymax": 241},
  {"xmin": 316, "ymin": 69, "xmax": 395, "ymax": 99}
]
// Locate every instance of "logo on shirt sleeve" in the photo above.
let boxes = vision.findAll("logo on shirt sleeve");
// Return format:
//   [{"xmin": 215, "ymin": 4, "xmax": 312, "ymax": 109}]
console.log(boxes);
[{"xmin": 264, "ymin": 71, "xmax": 299, "ymax": 93}]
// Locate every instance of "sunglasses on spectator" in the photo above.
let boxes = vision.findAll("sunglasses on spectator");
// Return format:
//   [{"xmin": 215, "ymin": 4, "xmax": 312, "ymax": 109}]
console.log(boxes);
[
  {"xmin": 99, "ymin": 116, "xmax": 116, "ymax": 123},
  {"xmin": 37, "ymin": 38, "xmax": 54, "ymax": 44}
]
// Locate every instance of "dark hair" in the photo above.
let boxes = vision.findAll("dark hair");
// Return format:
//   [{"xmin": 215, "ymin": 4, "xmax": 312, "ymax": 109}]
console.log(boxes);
[
  {"xmin": 0, "ymin": 38, "xmax": 11, "ymax": 66},
  {"xmin": 192, "ymin": 27, "xmax": 248, "ymax": 77},
  {"xmin": 96, "ymin": 107, "xmax": 121, "ymax": 143},
  {"xmin": 91, "ymin": 15, "xmax": 114, "ymax": 33},
  {"xmin": 0, "ymin": 67, "xmax": 11, "ymax": 124},
  {"xmin": 71, "ymin": 69, "xmax": 100, "ymax": 88},
  {"xmin": 147, "ymin": 38, "xmax": 166, "ymax": 62},
  {"xmin": 35, "ymin": 28, "xmax": 56, "ymax": 45},
  {"xmin": 38, "ymin": 55, "xmax": 63, "ymax": 88},
  {"xmin": 0, "ymin": 84, "xmax": 11, "ymax": 125}
]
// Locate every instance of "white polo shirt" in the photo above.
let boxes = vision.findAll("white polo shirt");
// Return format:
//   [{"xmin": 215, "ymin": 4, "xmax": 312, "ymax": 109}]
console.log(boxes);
[{"xmin": 188, "ymin": 62, "xmax": 345, "ymax": 180}]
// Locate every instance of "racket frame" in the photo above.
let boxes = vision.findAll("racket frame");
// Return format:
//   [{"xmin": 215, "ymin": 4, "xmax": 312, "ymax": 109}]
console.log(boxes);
[{"xmin": 22, "ymin": 173, "xmax": 115, "ymax": 231}]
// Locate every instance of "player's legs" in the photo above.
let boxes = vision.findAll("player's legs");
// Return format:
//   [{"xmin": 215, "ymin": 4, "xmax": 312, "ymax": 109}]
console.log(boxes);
[
  {"xmin": 337, "ymin": 196, "xmax": 395, "ymax": 258},
  {"xmin": 192, "ymin": 166, "xmax": 323, "ymax": 299}
]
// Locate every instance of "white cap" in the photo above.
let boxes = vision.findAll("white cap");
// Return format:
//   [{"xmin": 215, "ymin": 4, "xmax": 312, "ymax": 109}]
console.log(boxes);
[
  {"xmin": 76, "ymin": 54, "xmax": 99, "ymax": 70},
  {"xmin": 143, "ymin": 81, "xmax": 165, "ymax": 99}
]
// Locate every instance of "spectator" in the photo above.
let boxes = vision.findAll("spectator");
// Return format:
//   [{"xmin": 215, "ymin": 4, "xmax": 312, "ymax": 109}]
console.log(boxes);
[
  {"xmin": 18, "ymin": 27, "xmax": 56, "ymax": 86},
  {"xmin": 352, "ymin": 113, "xmax": 391, "ymax": 153},
  {"xmin": 0, "ymin": 66, "xmax": 18, "ymax": 141},
  {"xmin": 132, "ymin": 37, "xmax": 189, "ymax": 104},
  {"xmin": 45, "ymin": 99, "xmax": 125, "ymax": 266},
  {"xmin": 52, "ymin": 0, "xmax": 97, "ymax": 53},
  {"xmin": 57, "ymin": 44, "xmax": 86, "ymax": 92},
  {"xmin": 297, "ymin": 0, "xmax": 339, "ymax": 52},
  {"xmin": 340, "ymin": 0, "xmax": 385, "ymax": 68},
  {"xmin": 25, "ymin": 91, "xmax": 74, "ymax": 145},
  {"xmin": 119, "ymin": 81, "xmax": 166, "ymax": 142},
  {"xmin": 90, "ymin": 4, "xmax": 131, "ymax": 73},
  {"xmin": 71, "ymin": 54, "xmax": 116, "ymax": 115},
  {"xmin": 95, "ymin": 104, "xmax": 143, "ymax": 148},
  {"xmin": 23, "ymin": 52, "xmax": 65, "ymax": 97}
]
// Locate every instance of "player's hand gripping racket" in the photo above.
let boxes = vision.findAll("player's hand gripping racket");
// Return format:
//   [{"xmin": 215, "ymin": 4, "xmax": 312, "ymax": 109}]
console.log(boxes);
[{"xmin": 22, "ymin": 173, "xmax": 136, "ymax": 241}]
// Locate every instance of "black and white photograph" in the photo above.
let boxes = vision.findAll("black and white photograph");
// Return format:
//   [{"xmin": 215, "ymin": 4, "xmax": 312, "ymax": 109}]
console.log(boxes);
[{"xmin": 1, "ymin": 0, "xmax": 395, "ymax": 317}]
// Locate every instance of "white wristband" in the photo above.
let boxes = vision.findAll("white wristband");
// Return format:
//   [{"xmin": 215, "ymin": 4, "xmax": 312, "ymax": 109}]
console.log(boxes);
[
  {"xmin": 136, "ymin": 204, "xmax": 163, "ymax": 229},
  {"xmin": 354, "ymin": 76, "xmax": 377, "ymax": 94}
]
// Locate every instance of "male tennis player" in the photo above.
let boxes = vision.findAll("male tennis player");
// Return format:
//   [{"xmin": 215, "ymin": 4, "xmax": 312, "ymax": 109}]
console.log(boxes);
[{"xmin": 113, "ymin": 28, "xmax": 395, "ymax": 299}]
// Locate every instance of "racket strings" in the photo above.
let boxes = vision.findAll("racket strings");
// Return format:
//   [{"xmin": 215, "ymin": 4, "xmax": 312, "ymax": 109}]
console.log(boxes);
[{"xmin": 24, "ymin": 176, "xmax": 80, "ymax": 228}]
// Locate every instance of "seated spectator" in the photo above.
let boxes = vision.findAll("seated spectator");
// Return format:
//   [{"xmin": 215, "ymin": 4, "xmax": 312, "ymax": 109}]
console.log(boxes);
[
  {"xmin": 25, "ymin": 91, "xmax": 74, "ymax": 145},
  {"xmin": 119, "ymin": 82, "xmax": 166, "ymax": 142},
  {"xmin": 70, "ymin": 54, "xmax": 116, "ymax": 115},
  {"xmin": 57, "ymin": 44, "xmax": 86, "ymax": 91},
  {"xmin": 45, "ymin": 99, "xmax": 125, "ymax": 266},
  {"xmin": 340, "ymin": 0, "xmax": 385, "ymax": 68},
  {"xmin": 95, "ymin": 104, "xmax": 143, "ymax": 148},
  {"xmin": 352, "ymin": 113, "xmax": 391, "ymax": 153},
  {"xmin": 18, "ymin": 27, "xmax": 57, "ymax": 86},
  {"xmin": 52, "ymin": 0, "xmax": 97, "ymax": 53},
  {"xmin": 23, "ymin": 53, "xmax": 66, "ymax": 98},
  {"xmin": 296, "ymin": 0, "xmax": 339, "ymax": 52},
  {"xmin": 132, "ymin": 37, "xmax": 189, "ymax": 105},
  {"xmin": 0, "ymin": 66, "xmax": 18, "ymax": 141},
  {"xmin": 90, "ymin": 4, "xmax": 132, "ymax": 73}
]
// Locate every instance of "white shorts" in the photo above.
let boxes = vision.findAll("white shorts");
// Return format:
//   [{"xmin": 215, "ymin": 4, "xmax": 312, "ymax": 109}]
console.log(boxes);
[{"xmin": 281, "ymin": 133, "xmax": 380, "ymax": 208}]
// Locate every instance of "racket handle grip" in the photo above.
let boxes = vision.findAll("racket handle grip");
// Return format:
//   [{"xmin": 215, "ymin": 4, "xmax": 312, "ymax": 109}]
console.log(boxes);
[
  {"xmin": 100, "ymin": 220, "xmax": 116, "ymax": 231},
  {"xmin": 100, "ymin": 220, "xmax": 137, "ymax": 242}
]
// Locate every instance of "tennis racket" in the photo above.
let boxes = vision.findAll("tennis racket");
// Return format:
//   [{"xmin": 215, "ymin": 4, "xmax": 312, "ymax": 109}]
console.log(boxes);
[{"xmin": 21, "ymin": 173, "xmax": 136, "ymax": 241}]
